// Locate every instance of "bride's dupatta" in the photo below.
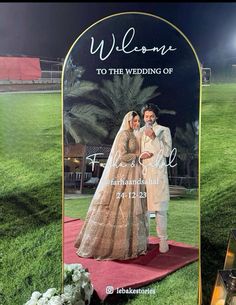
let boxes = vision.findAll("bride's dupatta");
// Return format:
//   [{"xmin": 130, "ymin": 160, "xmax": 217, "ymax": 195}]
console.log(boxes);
[{"xmin": 87, "ymin": 111, "xmax": 144, "ymax": 216}]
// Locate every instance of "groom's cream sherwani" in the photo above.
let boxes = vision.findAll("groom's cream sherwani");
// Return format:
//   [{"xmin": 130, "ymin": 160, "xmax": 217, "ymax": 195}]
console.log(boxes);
[{"xmin": 140, "ymin": 122, "xmax": 172, "ymax": 211}]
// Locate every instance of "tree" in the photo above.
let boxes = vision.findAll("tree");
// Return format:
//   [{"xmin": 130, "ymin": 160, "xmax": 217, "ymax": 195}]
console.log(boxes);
[
  {"xmin": 63, "ymin": 57, "xmax": 97, "ymax": 99},
  {"xmin": 64, "ymin": 104, "xmax": 112, "ymax": 144},
  {"xmin": 173, "ymin": 121, "xmax": 198, "ymax": 187},
  {"xmin": 63, "ymin": 61, "xmax": 176, "ymax": 144},
  {"xmin": 86, "ymin": 74, "xmax": 162, "ymax": 141},
  {"xmin": 63, "ymin": 57, "xmax": 110, "ymax": 144}
]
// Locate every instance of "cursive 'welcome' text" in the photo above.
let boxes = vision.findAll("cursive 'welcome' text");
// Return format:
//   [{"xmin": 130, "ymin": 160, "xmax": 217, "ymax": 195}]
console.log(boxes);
[{"xmin": 90, "ymin": 27, "xmax": 177, "ymax": 61}]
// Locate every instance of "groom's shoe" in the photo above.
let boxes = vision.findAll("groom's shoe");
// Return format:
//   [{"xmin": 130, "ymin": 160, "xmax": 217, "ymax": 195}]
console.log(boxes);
[{"xmin": 159, "ymin": 239, "xmax": 169, "ymax": 253}]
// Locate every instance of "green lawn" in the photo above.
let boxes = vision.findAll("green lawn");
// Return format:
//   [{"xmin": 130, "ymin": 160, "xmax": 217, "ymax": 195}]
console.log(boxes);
[
  {"xmin": 0, "ymin": 93, "xmax": 62, "ymax": 305},
  {"xmin": 200, "ymin": 84, "xmax": 236, "ymax": 304},
  {"xmin": 65, "ymin": 196, "xmax": 199, "ymax": 305},
  {"xmin": 0, "ymin": 221, "xmax": 62, "ymax": 305},
  {"xmin": 1, "ymin": 83, "xmax": 235, "ymax": 305},
  {"xmin": 65, "ymin": 196, "xmax": 199, "ymax": 246}
]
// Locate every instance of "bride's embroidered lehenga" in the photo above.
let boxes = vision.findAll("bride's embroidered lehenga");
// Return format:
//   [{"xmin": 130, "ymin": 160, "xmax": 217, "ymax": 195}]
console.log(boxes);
[{"xmin": 74, "ymin": 112, "xmax": 149, "ymax": 260}]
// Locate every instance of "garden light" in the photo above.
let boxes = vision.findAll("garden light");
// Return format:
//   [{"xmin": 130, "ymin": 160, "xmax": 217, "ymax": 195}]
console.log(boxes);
[
  {"xmin": 224, "ymin": 230, "xmax": 236, "ymax": 270},
  {"xmin": 211, "ymin": 270, "xmax": 236, "ymax": 305}
]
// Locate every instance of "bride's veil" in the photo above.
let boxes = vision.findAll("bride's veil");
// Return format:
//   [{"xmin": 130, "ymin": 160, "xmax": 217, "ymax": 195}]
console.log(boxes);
[{"xmin": 87, "ymin": 111, "xmax": 137, "ymax": 211}]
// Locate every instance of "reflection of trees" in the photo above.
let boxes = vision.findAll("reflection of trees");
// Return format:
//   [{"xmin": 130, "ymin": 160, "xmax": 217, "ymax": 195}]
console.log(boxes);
[
  {"xmin": 63, "ymin": 58, "xmax": 96, "ymax": 98},
  {"xmin": 64, "ymin": 65, "xmax": 162, "ymax": 143},
  {"xmin": 96, "ymin": 74, "xmax": 161, "ymax": 141},
  {"xmin": 172, "ymin": 121, "xmax": 198, "ymax": 187},
  {"xmin": 63, "ymin": 59, "xmax": 111, "ymax": 144},
  {"xmin": 64, "ymin": 105, "xmax": 112, "ymax": 144},
  {"xmin": 63, "ymin": 60, "xmax": 178, "ymax": 144}
]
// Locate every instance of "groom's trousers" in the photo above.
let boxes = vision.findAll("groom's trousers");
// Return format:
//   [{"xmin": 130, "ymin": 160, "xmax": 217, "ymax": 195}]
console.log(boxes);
[
  {"xmin": 147, "ymin": 209, "xmax": 168, "ymax": 240},
  {"xmin": 155, "ymin": 210, "xmax": 168, "ymax": 240}
]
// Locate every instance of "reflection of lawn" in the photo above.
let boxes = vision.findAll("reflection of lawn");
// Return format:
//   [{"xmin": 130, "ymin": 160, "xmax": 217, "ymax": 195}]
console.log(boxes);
[
  {"xmin": 0, "ymin": 93, "xmax": 62, "ymax": 305},
  {"xmin": 65, "ymin": 197, "xmax": 199, "ymax": 245},
  {"xmin": 201, "ymin": 84, "xmax": 236, "ymax": 304},
  {"xmin": 65, "ymin": 196, "xmax": 199, "ymax": 305}
]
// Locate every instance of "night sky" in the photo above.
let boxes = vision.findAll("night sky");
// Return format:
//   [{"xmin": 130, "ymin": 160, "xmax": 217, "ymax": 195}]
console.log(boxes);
[{"xmin": 1, "ymin": 2, "xmax": 236, "ymax": 72}]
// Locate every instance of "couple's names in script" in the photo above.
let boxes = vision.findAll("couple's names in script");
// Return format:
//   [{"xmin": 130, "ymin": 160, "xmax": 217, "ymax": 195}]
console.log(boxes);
[
  {"xmin": 86, "ymin": 148, "xmax": 177, "ymax": 173},
  {"xmin": 90, "ymin": 27, "xmax": 177, "ymax": 61}
]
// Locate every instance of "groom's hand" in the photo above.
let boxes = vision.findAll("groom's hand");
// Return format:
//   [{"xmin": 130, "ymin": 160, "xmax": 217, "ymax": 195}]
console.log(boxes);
[
  {"xmin": 140, "ymin": 151, "xmax": 153, "ymax": 160},
  {"xmin": 144, "ymin": 128, "xmax": 156, "ymax": 140}
]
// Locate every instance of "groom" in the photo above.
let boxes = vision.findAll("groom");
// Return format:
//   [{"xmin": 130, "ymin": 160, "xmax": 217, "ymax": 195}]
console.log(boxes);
[{"xmin": 140, "ymin": 103, "xmax": 172, "ymax": 253}]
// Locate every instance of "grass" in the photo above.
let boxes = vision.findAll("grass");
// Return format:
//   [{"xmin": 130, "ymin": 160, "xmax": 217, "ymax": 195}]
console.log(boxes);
[
  {"xmin": 65, "ymin": 196, "xmax": 199, "ymax": 246},
  {"xmin": 0, "ymin": 93, "xmax": 62, "ymax": 305},
  {"xmin": 101, "ymin": 263, "xmax": 198, "ymax": 305},
  {"xmin": 65, "ymin": 196, "xmax": 199, "ymax": 305},
  {"xmin": 1, "ymin": 83, "xmax": 235, "ymax": 305},
  {"xmin": 200, "ymin": 84, "xmax": 236, "ymax": 304},
  {"xmin": 0, "ymin": 221, "xmax": 62, "ymax": 305}
]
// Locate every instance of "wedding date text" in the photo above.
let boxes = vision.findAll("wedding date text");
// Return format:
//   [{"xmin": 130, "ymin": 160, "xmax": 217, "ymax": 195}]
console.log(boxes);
[{"xmin": 116, "ymin": 192, "xmax": 147, "ymax": 199}]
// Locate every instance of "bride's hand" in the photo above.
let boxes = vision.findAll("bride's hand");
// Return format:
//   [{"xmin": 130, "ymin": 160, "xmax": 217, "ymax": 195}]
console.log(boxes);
[{"xmin": 139, "ymin": 151, "xmax": 153, "ymax": 160}]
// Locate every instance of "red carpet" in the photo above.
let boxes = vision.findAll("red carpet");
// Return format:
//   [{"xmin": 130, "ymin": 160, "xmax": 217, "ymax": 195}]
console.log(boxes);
[{"xmin": 64, "ymin": 217, "xmax": 198, "ymax": 301}]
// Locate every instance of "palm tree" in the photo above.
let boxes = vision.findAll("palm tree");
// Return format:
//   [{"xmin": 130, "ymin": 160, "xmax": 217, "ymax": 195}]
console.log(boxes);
[
  {"xmin": 63, "ymin": 57, "xmax": 110, "ymax": 144},
  {"xmin": 82, "ymin": 74, "xmax": 162, "ymax": 141},
  {"xmin": 63, "ymin": 57, "xmax": 98, "ymax": 99},
  {"xmin": 64, "ymin": 104, "xmax": 112, "ymax": 144},
  {"xmin": 105, "ymin": 74, "xmax": 161, "ymax": 140},
  {"xmin": 63, "ymin": 61, "xmax": 176, "ymax": 144}
]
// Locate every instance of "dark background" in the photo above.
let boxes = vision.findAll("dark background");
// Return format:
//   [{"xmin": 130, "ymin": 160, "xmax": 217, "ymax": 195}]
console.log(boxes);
[
  {"xmin": 66, "ymin": 12, "xmax": 200, "ymax": 134},
  {"xmin": 1, "ymin": 2, "xmax": 236, "ymax": 78}
]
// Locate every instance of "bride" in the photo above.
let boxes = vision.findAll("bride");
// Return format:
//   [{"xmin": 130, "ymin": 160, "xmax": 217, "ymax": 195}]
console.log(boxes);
[{"xmin": 74, "ymin": 111, "xmax": 153, "ymax": 260}]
